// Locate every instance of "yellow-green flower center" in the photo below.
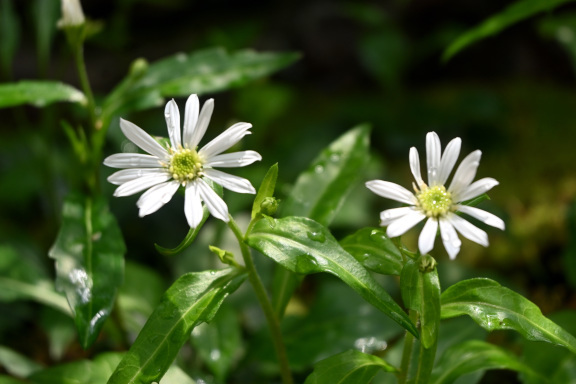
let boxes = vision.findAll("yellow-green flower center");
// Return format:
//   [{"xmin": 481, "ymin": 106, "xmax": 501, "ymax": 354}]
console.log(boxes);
[
  {"xmin": 417, "ymin": 185, "xmax": 453, "ymax": 218},
  {"xmin": 169, "ymin": 148, "xmax": 203, "ymax": 182}
]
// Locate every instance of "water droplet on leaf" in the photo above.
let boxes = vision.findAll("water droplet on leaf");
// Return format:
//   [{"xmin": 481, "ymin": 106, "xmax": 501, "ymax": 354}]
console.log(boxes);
[
  {"xmin": 295, "ymin": 254, "xmax": 319, "ymax": 274},
  {"xmin": 306, "ymin": 231, "xmax": 326, "ymax": 243},
  {"xmin": 314, "ymin": 164, "xmax": 324, "ymax": 174}
]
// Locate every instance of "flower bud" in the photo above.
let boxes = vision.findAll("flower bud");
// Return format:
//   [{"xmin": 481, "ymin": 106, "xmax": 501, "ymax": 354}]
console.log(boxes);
[
  {"xmin": 58, "ymin": 0, "xmax": 85, "ymax": 28},
  {"xmin": 418, "ymin": 254, "xmax": 437, "ymax": 273},
  {"xmin": 260, "ymin": 197, "xmax": 279, "ymax": 216}
]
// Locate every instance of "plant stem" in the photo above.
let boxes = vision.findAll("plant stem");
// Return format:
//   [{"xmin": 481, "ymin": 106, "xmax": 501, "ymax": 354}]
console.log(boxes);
[
  {"xmin": 398, "ymin": 309, "xmax": 419, "ymax": 384},
  {"xmin": 73, "ymin": 42, "xmax": 97, "ymax": 130},
  {"xmin": 228, "ymin": 217, "xmax": 293, "ymax": 384}
]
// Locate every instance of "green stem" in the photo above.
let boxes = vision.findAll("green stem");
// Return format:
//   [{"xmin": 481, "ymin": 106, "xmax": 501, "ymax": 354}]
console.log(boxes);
[
  {"xmin": 414, "ymin": 336, "xmax": 437, "ymax": 384},
  {"xmin": 398, "ymin": 309, "xmax": 418, "ymax": 384},
  {"xmin": 73, "ymin": 42, "xmax": 97, "ymax": 129},
  {"xmin": 227, "ymin": 217, "xmax": 293, "ymax": 384}
]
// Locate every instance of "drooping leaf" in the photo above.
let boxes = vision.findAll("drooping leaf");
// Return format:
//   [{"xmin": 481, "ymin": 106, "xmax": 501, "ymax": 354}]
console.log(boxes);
[
  {"xmin": 430, "ymin": 340, "xmax": 542, "ymax": 384},
  {"xmin": 246, "ymin": 216, "xmax": 417, "ymax": 337},
  {"xmin": 340, "ymin": 227, "xmax": 403, "ymax": 275},
  {"xmin": 107, "ymin": 268, "xmax": 247, "ymax": 384},
  {"xmin": 441, "ymin": 278, "xmax": 576, "ymax": 354},
  {"xmin": 304, "ymin": 349, "xmax": 397, "ymax": 384},
  {"xmin": 155, "ymin": 206, "xmax": 210, "ymax": 256},
  {"xmin": 0, "ymin": 345, "xmax": 43, "ymax": 378},
  {"xmin": 251, "ymin": 163, "xmax": 279, "ymax": 220},
  {"xmin": 49, "ymin": 192, "xmax": 126, "ymax": 348},
  {"xmin": 443, "ymin": 0, "xmax": 574, "ymax": 61},
  {"xmin": 0, "ymin": 81, "xmax": 86, "ymax": 108}
]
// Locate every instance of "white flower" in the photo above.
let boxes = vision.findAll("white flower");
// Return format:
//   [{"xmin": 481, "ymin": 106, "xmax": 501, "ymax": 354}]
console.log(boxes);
[
  {"xmin": 58, "ymin": 0, "xmax": 86, "ymax": 28},
  {"xmin": 104, "ymin": 94, "xmax": 262, "ymax": 228},
  {"xmin": 366, "ymin": 131, "xmax": 504, "ymax": 259}
]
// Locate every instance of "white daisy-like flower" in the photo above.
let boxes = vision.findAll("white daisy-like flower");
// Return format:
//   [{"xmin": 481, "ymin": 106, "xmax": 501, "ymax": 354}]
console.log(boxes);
[
  {"xmin": 366, "ymin": 131, "xmax": 505, "ymax": 259},
  {"xmin": 104, "ymin": 94, "xmax": 262, "ymax": 228}
]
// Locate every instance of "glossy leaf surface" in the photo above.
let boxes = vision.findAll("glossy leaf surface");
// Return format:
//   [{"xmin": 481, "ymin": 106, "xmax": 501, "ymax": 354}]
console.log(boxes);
[
  {"xmin": 246, "ymin": 216, "xmax": 417, "ymax": 336},
  {"xmin": 304, "ymin": 349, "xmax": 397, "ymax": 384},
  {"xmin": 430, "ymin": 340, "xmax": 541, "ymax": 384},
  {"xmin": 49, "ymin": 193, "xmax": 126, "ymax": 348},
  {"xmin": 107, "ymin": 268, "xmax": 246, "ymax": 384},
  {"xmin": 441, "ymin": 278, "xmax": 576, "ymax": 354},
  {"xmin": 0, "ymin": 81, "xmax": 86, "ymax": 108},
  {"xmin": 340, "ymin": 227, "xmax": 403, "ymax": 275}
]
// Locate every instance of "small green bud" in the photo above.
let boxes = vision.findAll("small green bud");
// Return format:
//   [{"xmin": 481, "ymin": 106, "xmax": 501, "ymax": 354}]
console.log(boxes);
[
  {"xmin": 129, "ymin": 58, "xmax": 149, "ymax": 77},
  {"xmin": 209, "ymin": 245, "xmax": 238, "ymax": 267},
  {"xmin": 418, "ymin": 254, "xmax": 437, "ymax": 273},
  {"xmin": 260, "ymin": 197, "xmax": 279, "ymax": 216}
]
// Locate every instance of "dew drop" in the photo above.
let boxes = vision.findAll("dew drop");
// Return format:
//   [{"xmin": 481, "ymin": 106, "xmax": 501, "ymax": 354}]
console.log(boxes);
[
  {"xmin": 306, "ymin": 231, "xmax": 326, "ymax": 243},
  {"xmin": 369, "ymin": 229, "xmax": 386, "ymax": 244},
  {"xmin": 314, "ymin": 164, "xmax": 324, "ymax": 174},
  {"xmin": 295, "ymin": 254, "xmax": 319, "ymax": 274},
  {"xmin": 329, "ymin": 152, "xmax": 341, "ymax": 162},
  {"xmin": 428, "ymin": 167, "xmax": 438, "ymax": 180}
]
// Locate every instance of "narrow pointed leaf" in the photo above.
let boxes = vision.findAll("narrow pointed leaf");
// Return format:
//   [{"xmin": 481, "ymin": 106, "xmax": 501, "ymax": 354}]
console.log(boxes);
[
  {"xmin": 0, "ymin": 81, "xmax": 86, "ymax": 108},
  {"xmin": 49, "ymin": 193, "xmax": 125, "ymax": 348},
  {"xmin": 0, "ymin": 345, "xmax": 43, "ymax": 378},
  {"xmin": 251, "ymin": 163, "xmax": 279, "ymax": 220},
  {"xmin": 431, "ymin": 340, "xmax": 542, "ymax": 384},
  {"xmin": 340, "ymin": 227, "xmax": 403, "ymax": 275},
  {"xmin": 441, "ymin": 278, "xmax": 576, "ymax": 354},
  {"xmin": 246, "ymin": 216, "xmax": 417, "ymax": 337},
  {"xmin": 107, "ymin": 268, "xmax": 246, "ymax": 384},
  {"xmin": 304, "ymin": 349, "xmax": 397, "ymax": 384}
]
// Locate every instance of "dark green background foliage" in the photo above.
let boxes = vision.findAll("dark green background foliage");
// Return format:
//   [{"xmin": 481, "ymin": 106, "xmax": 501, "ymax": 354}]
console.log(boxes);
[{"xmin": 1, "ymin": 0, "xmax": 576, "ymax": 383}]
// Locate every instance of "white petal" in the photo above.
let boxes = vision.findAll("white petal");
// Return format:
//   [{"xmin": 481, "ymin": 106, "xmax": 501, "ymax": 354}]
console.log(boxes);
[
  {"xmin": 448, "ymin": 213, "xmax": 489, "ymax": 247},
  {"xmin": 199, "ymin": 122, "xmax": 253, "ymax": 159},
  {"xmin": 386, "ymin": 210, "xmax": 426, "ymax": 238},
  {"xmin": 203, "ymin": 169, "xmax": 256, "ymax": 194},
  {"xmin": 188, "ymin": 98, "xmax": 214, "ymax": 149},
  {"xmin": 120, "ymin": 118, "xmax": 169, "ymax": 160},
  {"xmin": 437, "ymin": 137, "xmax": 461, "ymax": 186},
  {"xmin": 409, "ymin": 147, "xmax": 424, "ymax": 187},
  {"xmin": 426, "ymin": 132, "xmax": 441, "ymax": 185},
  {"xmin": 439, "ymin": 217, "xmax": 461, "ymax": 259},
  {"xmin": 107, "ymin": 168, "xmax": 169, "ymax": 185},
  {"xmin": 380, "ymin": 206, "xmax": 417, "ymax": 226},
  {"xmin": 184, "ymin": 181, "xmax": 203, "ymax": 228},
  {"xmin": 419, "ymin": 218, "xmax": 438, "ymax": 255},
  {"xmin": 448, "ymin": 150, "xmax": 482, "ymax": 197},
  {"xmin": 182, "ymin": 94, "xmax": 200, "ymax": 148},
  {"xmin": 454, "ymin": 177, "xmax": 499, "ymax": 203},
  {"xmin": 366, "ymin": 180, "xmax": 417, "ymax": 205},
  {"xmin": 104, "ymin": 153, "xmax": 162, "ymax": 168},
  {"xmin": 164, "ymin": 99, "xmax": 181, "ymax": 149},
  {"xmin": 136, "ymin": 181, "xmax": 180, "ymax": 217},
  {"xmin": 457, "ymin": 205, "xmax": 505, "ymax": 230},
  {"xmin": 197, "ymin": 178, "xmax": 229, "ymax": 222},
  {"xmin": 113, "ymin": 174, "xmax": 171, "ymax": 197},
  {"xmin": 204, "ymin": 150, "xmax": 262, "ymax": 168}
]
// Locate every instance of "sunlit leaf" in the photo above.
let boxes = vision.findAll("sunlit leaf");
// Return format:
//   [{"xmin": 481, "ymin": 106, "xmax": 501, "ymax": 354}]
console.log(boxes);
[
  {"xmin": 49, "ymin": 192, "xmax": 126, "ymax": 348},
  {"xmin": 246, "ymin": 216, "xmax": 417, "ymax": 337},
  {"xmin": 340, "ymin": 227, "xmax": 403, "ymax": 275},
  {"xmin": 304, "ymin": 349, "xmax": 397, "ymax": 384},
  {"xmin": 430, "ymin": 340, "xmax": 542, "ymax": 384},
  {"xmin": 441, "ymin": 278, "xmax": 576, "ymax": 354},
  {"xmin": 0, "ymin": 81, "xmax": 86, "ymax": 108},
  {"xmin": 443, "ymin": 0, "xmax": 574, "ymax": 61},
  {"xmin": 107, "ymin": 268, "xmax": 247, "ymax": 384},
  {"xmin": 0, "ymin": 345, "xmax": 43, "ymax": 378}
]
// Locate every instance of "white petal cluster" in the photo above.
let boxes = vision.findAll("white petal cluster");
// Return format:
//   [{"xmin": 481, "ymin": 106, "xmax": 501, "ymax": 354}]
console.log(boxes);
[
  {"xmin": 366, "ymin": 132, "xmax": 504, "ymax": 259},
  {"xmin": 104, "ymin": 94, "xmax": 261, "ymax": 228}
]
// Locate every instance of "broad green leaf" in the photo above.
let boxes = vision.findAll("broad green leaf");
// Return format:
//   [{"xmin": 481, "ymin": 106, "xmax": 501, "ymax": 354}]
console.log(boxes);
[
  {"xmin": 102, "ymin": 48, "xmax": 299, "ymax": 120},
  {"xmin": 0, "ymin": 345, "xmax": 43, "ymax": 378},
  {"xmin": 29, "ymin": 352, "xmax": 124, "ymax": 384},
  {"xmin": 443, "ymin": 0, "xmax": 574, "ymax": 61},
  {"xmin": 430, "ymin": 340, "xmax": 542, "ymax": 384},
  {"xmin": 304, "ymin": 349, "xmax": 397, "ymax": 384},
  {"xmin": 251, "ymin": 163, "xmax": 279, "ymax": 220},
  {"xmin": 49, "ymin": 193, "xmax": 126, "ymax": 348},
  {"xmin": 340, "ymin": 227, "xmax": 403, "ymax": 275},
  {"xmin": 190, "ymin": 303, "xmax": 241, "ymax": 381},
  {"xmin": 441, "ymin": 278, "xmax": 576, "ymax": 354},
  {"xmin": 246, "ymin": 216, "xmax": 417, "ymax": 337},
  {"xmin": 273, "ymin": 125, "xmax": 371, "ymax": 317},
  {"xmin": 0, "ymin": 81, "xmax": 86, "ymax": 108},
  {"xmin": 400, "ymin": 257, "xmax": 440, "ymax": 349},
  {"xmin": 0, "ymin": 277, "xmax": 70, "ymax": 315},
  {"xmin": 0, "ymin": 376, "xmax": 23, "ymax": 384},
  {"xmin": 107, "ymin": 268, "xmax": 247, "ymax": 384}
]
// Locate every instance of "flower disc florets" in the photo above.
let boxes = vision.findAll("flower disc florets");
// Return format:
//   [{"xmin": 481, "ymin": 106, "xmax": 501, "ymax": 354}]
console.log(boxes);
[
  {"xmin": 169, "ymin": 148, "xmax": 203, "ymax": 182},
  {"xmin": 417, "ymin": 185, "xmax": 452, "ymax": 218}
]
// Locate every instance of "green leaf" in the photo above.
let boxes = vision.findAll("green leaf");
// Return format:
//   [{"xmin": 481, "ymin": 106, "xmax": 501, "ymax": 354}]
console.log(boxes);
[
  {"xmin": 0, "ymin": 375, "xmax": 25, "ymax": 384},
  {"xmin": 443, "ymin": 0, "xmax": 574, "ymax": 61},
  {"xmin": 0, "ymin": 0, "xmax": 19, "ymax": 78},
  {"xmin": 0, "ymin": 277, "xmax": 70, "ymax": 315},
  {"xmin": 441, "ymin": 278, "xmax": 576, "ymax": 354},
  {"xmin": 251, "ymin": 163, "xmax": 279, "ymax": 220},
  {"xmin": 246, "ymin": 216, "xmax": 417, "ymax": 337},
  {"xmin": 430, "ymin": 340, "xmax": 542, "ymax": 384},
  {"xmin": 107, "ymin": 268, "xmax": 247, "ymax": 384},
  {"xmin": 29, "ymin": 352, "xmax": 124, "ymax": 384},
  {"xmin": 102, "ymin": 48, "xmax": 300, "ymax": 120},
  {"xmin": 400, "ymin": 256, "xmax": 440, "ymax": 349},
  {"xmin": 304, "ymin": 350, "xmax": 396, "ymax": 384},
  {"xmin": 155, "ymin": 206, "xmax": 210, "ymax": 256},
  {"xmin": 0, "ymin": 345, "xmax": 43, "ymax": 378},
  {"xmin": 0, "ymin": 81, "xmax": 86, "ymax": 108},
  {"xmin": 340, "ymin": 227, "xmax": 403, "ymax": 275},
  {"xmin": 49, "ymin": 193, "xmax": 126, "ymax": 348}
]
